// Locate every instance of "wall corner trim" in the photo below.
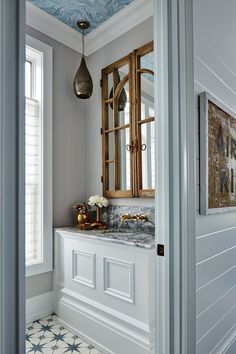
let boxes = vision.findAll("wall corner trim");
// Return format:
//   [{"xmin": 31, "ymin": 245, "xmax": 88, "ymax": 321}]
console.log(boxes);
[
  {"xmin": 26, "ymin": 1, "xmax": 82, "ymax": 53},
  {"xmin": 85, "ymin": 0, "xmax": 153, "ymax": 55},
  {"xmin": 26, "ymin": 291, "xmax": 54, "ymax": 324}
]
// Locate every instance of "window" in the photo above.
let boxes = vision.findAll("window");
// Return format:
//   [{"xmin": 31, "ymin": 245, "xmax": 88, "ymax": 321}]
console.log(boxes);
[
  {"xmin": 101, "ymin": 42, "xmax": 155, "ymax": 198},
  {"xmin": 25, "ymin": 35, "xmax": 53, "ymax": 277}
]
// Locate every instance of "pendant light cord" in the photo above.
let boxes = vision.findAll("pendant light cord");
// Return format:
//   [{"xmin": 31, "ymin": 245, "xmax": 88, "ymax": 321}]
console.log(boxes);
[{"xmin": 82, "ymin": 29, "xmax": 85, "ymax": 57}]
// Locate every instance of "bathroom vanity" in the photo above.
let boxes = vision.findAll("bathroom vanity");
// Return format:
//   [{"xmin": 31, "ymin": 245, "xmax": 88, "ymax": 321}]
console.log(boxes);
[{"xmin": 54, "ymin": 228, "xmax": 156, "ymax": 354}]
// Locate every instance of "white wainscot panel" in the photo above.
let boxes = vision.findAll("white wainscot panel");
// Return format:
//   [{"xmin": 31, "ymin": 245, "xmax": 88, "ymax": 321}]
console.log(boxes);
[
  {"xmin": 54, "ymin": 230, "xmax": 156, "ymax": 354},
  {"xmin": 103, "ymin": 257, "xmax": 134, "ymax": 303},
  {"xmin": 72, "ymin": 250, "xmax": 95, "ymax": 289}
]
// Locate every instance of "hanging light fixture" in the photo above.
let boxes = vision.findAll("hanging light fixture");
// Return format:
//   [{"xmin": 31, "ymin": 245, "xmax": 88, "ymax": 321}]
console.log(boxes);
[{"xmin": 74, "ymin": 20, "xmax": 93, "ymax": 99}]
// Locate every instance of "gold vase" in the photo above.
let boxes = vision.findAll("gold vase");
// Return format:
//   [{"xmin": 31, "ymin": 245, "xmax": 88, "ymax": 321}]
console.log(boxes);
[
  {"xmin": 91, "ymin": 206, "xmax": 107, "ymax": 229},
  {"xmin": 76, "ymin": 213, "xmax": 90, "ymax": 227}
]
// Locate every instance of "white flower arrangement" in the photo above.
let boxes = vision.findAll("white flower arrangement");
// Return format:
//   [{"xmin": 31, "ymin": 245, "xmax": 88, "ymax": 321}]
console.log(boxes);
[{"xmin": 88, "ymin": 195, "xmax": 109, "ymax": 208}]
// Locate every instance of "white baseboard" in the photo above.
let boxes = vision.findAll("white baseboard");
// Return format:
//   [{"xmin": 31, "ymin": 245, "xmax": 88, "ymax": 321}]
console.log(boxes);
[
  {"xmin": 26, "ymin": 291, "xmax": 54, "ymax": 324},
  {"xmin": 57, "ymin": 318, "xmax": 112, "ymax": 354},
  {"xmin": 56, "ymin": 290, "xmax": 155, "ymax": 354}
]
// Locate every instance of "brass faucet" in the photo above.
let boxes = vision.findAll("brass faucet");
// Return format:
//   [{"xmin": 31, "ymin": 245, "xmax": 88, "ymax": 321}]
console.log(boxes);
[{"xmin": 120, "ymin": 213, "xmax": 149, "ymax": 224}]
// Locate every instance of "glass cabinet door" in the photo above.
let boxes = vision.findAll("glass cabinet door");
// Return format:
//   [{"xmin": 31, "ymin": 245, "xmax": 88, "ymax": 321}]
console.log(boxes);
[
  {"xmin": 101, "ymin": 42, "xmax": 154, "ymax": 198},
  {"xmin": 136, "ymin": 45, "xmax": 155, "ymax": 197},
  {"xmin": 102, "ymin": 56, "xmax": 133, "ymax": 198}
]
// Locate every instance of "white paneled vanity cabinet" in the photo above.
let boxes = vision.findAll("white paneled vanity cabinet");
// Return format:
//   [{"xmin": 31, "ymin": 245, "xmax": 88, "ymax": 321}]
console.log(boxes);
[{"xmin": 54, "ymin": 228, "xmax": 156, "ymax": 354}]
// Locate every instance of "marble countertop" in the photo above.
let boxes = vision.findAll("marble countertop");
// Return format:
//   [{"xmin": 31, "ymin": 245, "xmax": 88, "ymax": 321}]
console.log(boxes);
[{"xmin": 55, "ymin": 227, "xmax": 155, "ymax": 250}]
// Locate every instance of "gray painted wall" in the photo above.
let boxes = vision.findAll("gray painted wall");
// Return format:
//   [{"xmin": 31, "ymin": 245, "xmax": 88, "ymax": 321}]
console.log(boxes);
[
  {"xmin": 27, "ymin": 26, "xmax": 87, "ymax": 228},
  {"xmin": 26, "ymin": 272, "xmax": 53, "ymax": 299},
  {"xmin": 26, "ymin": 26, "xmax": 87, "ymax": 298},
  {"xmin": 86, "ymin": 18, "xmax": 154, "ymax": 207},
  {"xmin": 194, "ymin": 0, "xmax": 236, "ymax": 352}
]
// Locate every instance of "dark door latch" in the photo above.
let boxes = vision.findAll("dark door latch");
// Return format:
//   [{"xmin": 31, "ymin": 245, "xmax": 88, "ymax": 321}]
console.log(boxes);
[{"xmin": 157, "ymin": 244, "xmax": 165, "ymax": 256}]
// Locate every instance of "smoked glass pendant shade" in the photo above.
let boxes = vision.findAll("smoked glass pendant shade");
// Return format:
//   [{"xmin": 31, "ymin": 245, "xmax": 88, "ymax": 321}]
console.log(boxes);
[
  {"xmin": 109, "ymin": 71, "xmax": 127, "ymax": 111},
  {"xmin": 74, "ymin": 19, "xmax": 93, "ymax": 99},
  {"xmin": 74, "ymin": 56, "xmax": 93, "ymax": 99}
]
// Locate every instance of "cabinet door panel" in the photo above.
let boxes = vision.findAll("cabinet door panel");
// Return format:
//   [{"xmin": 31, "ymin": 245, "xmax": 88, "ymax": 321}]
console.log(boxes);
[
  {"xmin": 101, "ymin": 42, "xmax": 154, "ymax": 198},
  {"xmin": 102, "ymin": 55, "xmax": 133, "ymax": 198},
  {"xmin": 136, "ymin": 46, "xmax": 155, "ymax": 197},
  {"xmin": 117, "ymin": 128, "xmax": 131, "ymax": 191},
  {"xmin": 140, "ymin": 72, "xmax": 155, "ymax": 120},
  {"xmin": 140, "ymin": 121, "xmax": 155, "ymax": 190}
]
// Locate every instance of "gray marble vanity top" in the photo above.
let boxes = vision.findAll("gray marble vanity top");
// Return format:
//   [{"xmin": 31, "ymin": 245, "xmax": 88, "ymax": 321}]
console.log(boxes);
[{"xmin": 55, "ymin": 227, "xmax": 155, "ymax": 250}]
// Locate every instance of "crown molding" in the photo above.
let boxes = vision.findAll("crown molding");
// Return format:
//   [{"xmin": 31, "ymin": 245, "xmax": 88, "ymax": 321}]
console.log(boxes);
[
  {"xmin": 85, "ymin": 0, "xmax": 153, "ymax": 55},
  {"xmin": 26, "ymin": 2, "xmax": 82, "ymax": 53},
  {"xmin": 26, "ymin": 0, "xmax": 153, "ymax": 56}
]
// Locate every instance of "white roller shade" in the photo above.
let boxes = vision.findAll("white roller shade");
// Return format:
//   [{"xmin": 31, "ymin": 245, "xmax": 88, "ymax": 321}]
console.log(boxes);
[{"xmin": 25, "ymin": 97, "xmax": 42, "ymax": 265}]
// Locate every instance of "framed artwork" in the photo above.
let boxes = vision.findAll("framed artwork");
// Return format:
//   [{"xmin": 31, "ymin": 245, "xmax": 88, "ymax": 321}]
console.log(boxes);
[{"xmin": 200, "ymin": 91, "xmax": 236, "ymax": 214}]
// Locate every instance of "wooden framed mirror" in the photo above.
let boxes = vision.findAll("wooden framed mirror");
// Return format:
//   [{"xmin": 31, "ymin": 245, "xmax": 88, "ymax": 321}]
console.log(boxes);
[
  {"xmin": 136, "ymin": 43, "xmax": 155, "ymax": 197},
  {"xmin": 101, "ymin": 42, "xmax": 154, "ymax": 198}
]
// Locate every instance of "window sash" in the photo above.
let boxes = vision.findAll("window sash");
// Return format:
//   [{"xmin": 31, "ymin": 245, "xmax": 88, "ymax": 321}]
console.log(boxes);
[
  {"xmin": 25, "ymin": 35, "xmax": 53, "ymax": 277},
  {"xmin": 25, "ymin": 97, "xmax": 42, "ymax": 266}
]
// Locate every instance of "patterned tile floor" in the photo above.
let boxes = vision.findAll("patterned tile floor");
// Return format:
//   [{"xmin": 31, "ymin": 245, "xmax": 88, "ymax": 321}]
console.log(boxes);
[{"xmin": 26, "ymin": 314, "xmax": 103, "ymax": 353}]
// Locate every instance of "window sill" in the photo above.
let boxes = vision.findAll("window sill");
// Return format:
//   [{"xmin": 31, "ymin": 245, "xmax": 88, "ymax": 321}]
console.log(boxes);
[{"xmin": 26, "ymin": 261, "xmax": 53, "ymax": 277}]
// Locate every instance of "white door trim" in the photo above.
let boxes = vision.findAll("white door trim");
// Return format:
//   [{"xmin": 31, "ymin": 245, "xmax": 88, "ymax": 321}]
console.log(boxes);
[
  {"xmin": 154, "ymin": 0, "xmax": 170, "ymax": 351},
  {"xmin": 0, "ymin": 0, "xmax": 25, "ymax": 353},
  {"xmin": 155, "ymin": 0, "xmax": 196, "ymax": 353},
  {"xmin": 178, "ymin": 1, "xmax": 196, "ymax": 353}
]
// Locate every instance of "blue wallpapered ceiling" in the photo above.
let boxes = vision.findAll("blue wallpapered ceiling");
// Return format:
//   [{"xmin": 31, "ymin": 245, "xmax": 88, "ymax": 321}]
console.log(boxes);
[{"xmin": 28, "ymin": 0, "xmax": 135, "ymax": 34}]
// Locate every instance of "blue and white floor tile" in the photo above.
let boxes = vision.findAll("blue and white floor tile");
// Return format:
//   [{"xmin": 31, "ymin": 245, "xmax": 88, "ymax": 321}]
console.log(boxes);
[{"xmin": 26, "ymin": 314, "xmax": 103, "ymax": 353}]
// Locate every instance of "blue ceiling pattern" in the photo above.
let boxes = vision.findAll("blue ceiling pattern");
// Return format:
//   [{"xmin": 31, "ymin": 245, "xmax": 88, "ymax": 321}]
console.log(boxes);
[{"xmin": 28, "ymin": 0, "xmax": 135, "ymax": 34}]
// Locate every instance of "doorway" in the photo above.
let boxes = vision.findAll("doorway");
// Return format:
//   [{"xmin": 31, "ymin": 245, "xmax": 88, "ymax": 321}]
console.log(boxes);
[{"xmin": 0, "ymin": 0, "xmax": 196, "ymax": 353}]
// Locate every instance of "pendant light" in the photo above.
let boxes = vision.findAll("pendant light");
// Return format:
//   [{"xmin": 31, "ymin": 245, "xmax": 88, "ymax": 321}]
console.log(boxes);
[
  {"xmin": 73, "ymin": 20, "xmax": 93, "ymax": 99},
  {"xmin": 109, "ymin": 70, "xmax": 127, "ymax": 112}
]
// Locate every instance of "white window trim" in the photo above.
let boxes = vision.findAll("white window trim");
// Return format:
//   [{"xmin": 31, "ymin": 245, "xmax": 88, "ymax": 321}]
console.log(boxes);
[{"xmin": 26, "ymin": 34, "xmax": 53, "ymax": 277}]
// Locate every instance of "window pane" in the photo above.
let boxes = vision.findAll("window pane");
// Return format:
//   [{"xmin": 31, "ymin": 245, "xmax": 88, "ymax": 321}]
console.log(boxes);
[
  {"xmin": 107, "ymin": 103, "xmax": 114, "ymax": 130},
  {"xmin": 141, "ymin": 121, "xmax": 155, "ymax": 190},
  {"xmin": 25, "ymin": 98, "xmax": 42, "ymax": 265},
  {"xmin": 25, "ymin": 60, "xmax": 32, "ymax": 98},
  {"xmin": 107, "ymin": 72, "xmax": 113, "ymax": 100},
  {"xmin": 118, "ymin": 63, "xmax": 129, "ymax": 77},
  {"xmin": 109, "ymin": 67, "xmax": 129, "ymax": 127},
  {"xmin": 140, "ymin": 72, "xmax": 154, "ymax": 120},
  {"xmin": 108, "ymin": 163, "xmax": 115, "ymax": 191},
  {"xmin": 117, "ymin": 85, "xmax": 130, "ymax": 126},
  {"xmin": 117, "ymin": 128, "xmax": 131, "ymax": 190},
  {"xmin": 140, "ymin": 51, "xmax": 154, "ymax": 71},
  {"xmin": 108, "ymin": 132, "xmax": 114, "ymax": 161}
]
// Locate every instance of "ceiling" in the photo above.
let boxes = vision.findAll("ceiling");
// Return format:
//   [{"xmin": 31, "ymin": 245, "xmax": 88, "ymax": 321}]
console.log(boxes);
[{"xmin": 28, "ymin": 0, "xmax": 135, "ymax": 34}]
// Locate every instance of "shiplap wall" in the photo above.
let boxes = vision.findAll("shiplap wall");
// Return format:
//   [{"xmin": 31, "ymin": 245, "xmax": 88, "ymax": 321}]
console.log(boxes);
[
  {"xmin": 195, "ymin": 68, "xmax": 236, "ymax": 354},
  {"xmin": 194, "ymin": 1, "xmax": 236, "ymax": 351}
]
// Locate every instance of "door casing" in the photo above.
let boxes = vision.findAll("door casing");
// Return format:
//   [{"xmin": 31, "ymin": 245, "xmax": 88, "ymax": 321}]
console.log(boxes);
[
  {"xmin": 154, "ymin": 0, "xmax": 196, "ymax": 353},
  {"xmin": 0, "ymin": 0, "xmax": 25, "ymax": 353},
  {"xmin": 0, "ymin": 0, "xmax": 196, "ymax": 353}
]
